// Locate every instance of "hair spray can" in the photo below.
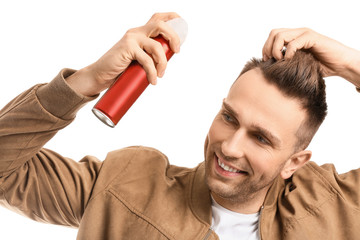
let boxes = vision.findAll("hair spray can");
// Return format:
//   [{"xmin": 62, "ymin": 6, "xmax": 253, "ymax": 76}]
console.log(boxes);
[{"xmin": 92, "ymin": 18, "xmax": 187, "ymax": 127}]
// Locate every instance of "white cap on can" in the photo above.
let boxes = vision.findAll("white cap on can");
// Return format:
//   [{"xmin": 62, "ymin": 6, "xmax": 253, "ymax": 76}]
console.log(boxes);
[{"xmin": 166, "ymin": 18, "xmax": 188, "ymax": 46}]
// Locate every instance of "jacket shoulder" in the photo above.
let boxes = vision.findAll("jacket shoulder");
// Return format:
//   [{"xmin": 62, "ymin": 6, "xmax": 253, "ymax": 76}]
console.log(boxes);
[
  {"xmin": 262, "ymin": 161, "xmax": 360, "ymax": 239},
  {"xmin": 91, "ymin": 146, "xmax": 197, "ymax": 200},
  {"xmin": 81, "ymin": 146, "xmax": 203, "ymax": 239},
  {"xmin": 77, "ymin": 146, "xmax": 211, "ymax": 239}
]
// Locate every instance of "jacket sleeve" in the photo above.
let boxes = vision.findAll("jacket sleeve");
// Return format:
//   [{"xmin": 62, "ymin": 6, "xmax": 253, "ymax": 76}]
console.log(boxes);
[{"xmin": 0, "ymin": 69, "xmax": 102, "ymax": 228}]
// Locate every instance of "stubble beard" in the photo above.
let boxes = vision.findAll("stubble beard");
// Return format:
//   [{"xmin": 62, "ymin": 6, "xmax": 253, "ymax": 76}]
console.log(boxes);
[
  {"xmin": 204, "ymin": 153, "xmax": 281, "ymax": 205},
  {"xmin": 206, "ymin": 172, "xmax": 276, "ymax": 205}
]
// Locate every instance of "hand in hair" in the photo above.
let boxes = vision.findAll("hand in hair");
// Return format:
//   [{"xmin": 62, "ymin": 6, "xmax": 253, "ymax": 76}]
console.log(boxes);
[{"xmin": 262, "ymin": 28, "xmax": 360, "ymax": 87}]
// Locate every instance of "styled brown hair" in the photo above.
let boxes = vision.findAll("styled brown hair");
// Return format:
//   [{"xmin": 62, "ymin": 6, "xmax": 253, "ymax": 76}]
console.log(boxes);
[{"xmin": 239, "ymin": 50, "xmax": 327, "ymax": 150}]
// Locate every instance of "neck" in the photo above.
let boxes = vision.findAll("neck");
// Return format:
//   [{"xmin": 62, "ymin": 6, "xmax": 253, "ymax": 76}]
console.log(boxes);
[{"xmin": 211, "ymin": 186, "xmax": 269, "ymax": 214}]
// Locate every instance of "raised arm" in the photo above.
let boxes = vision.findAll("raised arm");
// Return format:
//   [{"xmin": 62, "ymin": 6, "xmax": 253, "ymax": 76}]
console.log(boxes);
[{"xmin": 0, "ymin": 12, "xmax": 181, "ymax": 227}]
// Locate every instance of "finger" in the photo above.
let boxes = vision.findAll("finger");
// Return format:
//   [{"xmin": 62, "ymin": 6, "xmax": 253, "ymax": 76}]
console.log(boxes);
[
  {"xmin": 147, "ymin": 12, "xmax": 181, "ymax": 24},
  {"xmin": 141, "ymin": 37, "xmax": 168, "ymax": 78},
  {"xmin": 263, "ymin": 28, "xmax": 310, "ymax": 60},
  {"xmin": 159, "ymin": 21, "xmax": 181, "ymax": 53},
  {"xmin": 158, "ymin": 22, "xmax": 181, "ymax": 53},
  {"xmin": 142, "ymin": 21, "xmax": 181, "ymax": 53},
  {"xmin": 284, "ymin": 31, "xmax": 316, "ymax": 60},
  {"xmin": 271, "ymin": 29, "xmax": 305, "ymax": 60},
  {"xmin": 133, "ymin": 47, "xmax": 158, "ymax": 85},
  {"xmin": 262, "ymin": 28, "xmax": 288, "ymax": 60}
]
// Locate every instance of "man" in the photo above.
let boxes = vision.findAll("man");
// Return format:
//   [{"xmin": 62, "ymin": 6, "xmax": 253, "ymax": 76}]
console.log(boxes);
[{"xmin": 1, "ymin": 12, "xmax": 360, "ymax": 239}]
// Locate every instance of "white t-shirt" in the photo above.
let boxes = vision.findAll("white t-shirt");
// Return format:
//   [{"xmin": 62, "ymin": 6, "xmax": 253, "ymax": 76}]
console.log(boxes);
[{"xmin": 211, "ymin": 198, "xmax": 260, "ymax": 240}]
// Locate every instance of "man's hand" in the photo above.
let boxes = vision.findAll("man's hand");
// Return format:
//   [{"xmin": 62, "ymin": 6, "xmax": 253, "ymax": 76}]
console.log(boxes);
[
  {"xmin": 262, "ymin": 28, "xmax": 360, "ymax": 87},
  {"xmin": 66, "ymin": 12, "xmax": 181, "ymax": 97}
]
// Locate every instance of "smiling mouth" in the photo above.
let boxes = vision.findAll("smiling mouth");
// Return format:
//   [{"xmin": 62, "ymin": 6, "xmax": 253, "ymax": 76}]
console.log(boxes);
[{"xmin": 215, "ymin": 154, "xmax": 248, "ymax": 175}]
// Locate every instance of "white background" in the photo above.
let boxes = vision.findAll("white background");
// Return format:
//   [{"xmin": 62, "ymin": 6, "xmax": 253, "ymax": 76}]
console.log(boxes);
[{"xmin": 0, "ymin": 0, "xmax": 359, "ymax": 239}]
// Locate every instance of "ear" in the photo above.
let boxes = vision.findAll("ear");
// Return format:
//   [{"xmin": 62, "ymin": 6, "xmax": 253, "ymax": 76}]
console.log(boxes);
[{"xmin": 280, "ymin": 150, "xmax": 312, "ymax": 179}]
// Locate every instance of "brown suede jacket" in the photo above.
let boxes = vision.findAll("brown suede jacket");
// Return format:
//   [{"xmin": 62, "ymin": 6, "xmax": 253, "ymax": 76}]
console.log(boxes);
[{"xmin": 1, "ymin": 69, "xmax": 360, "ymax": 240}]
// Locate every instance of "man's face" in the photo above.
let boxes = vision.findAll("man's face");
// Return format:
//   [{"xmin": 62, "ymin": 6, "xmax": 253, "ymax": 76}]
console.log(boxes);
[{"xmin": 204, "ymin": 68, "xmax": 307, "ymax": 205}]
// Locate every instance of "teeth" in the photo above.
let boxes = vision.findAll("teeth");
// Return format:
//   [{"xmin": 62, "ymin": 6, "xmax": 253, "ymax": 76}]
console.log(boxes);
[{"xmin": 218, "ymin": 158, "xmax": 240, "ymax": 173}]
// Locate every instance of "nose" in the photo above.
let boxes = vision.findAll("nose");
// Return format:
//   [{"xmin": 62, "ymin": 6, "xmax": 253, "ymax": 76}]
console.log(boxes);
[{"xmin": 221, "ymin": 130, "xmax": 246, "ymax": 159}]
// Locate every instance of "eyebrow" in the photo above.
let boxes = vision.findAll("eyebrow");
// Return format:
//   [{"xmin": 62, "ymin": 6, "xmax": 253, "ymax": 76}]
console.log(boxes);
[{"xmin": 222, "ymin": 101, "xmax": 282, "ymax": 146}]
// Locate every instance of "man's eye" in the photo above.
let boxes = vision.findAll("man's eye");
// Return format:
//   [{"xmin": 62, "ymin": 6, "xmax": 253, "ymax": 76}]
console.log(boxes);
[
  {"xmin": 256, "ymin": 135, "xmax": 269, "ymax": 145},
  {"xmin": 222, "ymin": 113, "xmax": 233, "ymax": 122}
]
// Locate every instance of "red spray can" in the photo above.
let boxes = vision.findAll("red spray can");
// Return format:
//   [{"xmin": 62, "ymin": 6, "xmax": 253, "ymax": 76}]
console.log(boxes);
[{"xmin": 92, "ymin": 18, "xmax": 187, "ymax": 127}]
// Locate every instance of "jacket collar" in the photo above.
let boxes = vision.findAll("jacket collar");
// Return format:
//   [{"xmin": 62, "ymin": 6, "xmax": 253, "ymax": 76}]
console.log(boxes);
[
  {"xmin": 190, "ymin": 162, "xmax": 213, "ymax": 225},
  {"xmin": 263, "ymin": 175, "xmax": 285, "ymax": 209}
]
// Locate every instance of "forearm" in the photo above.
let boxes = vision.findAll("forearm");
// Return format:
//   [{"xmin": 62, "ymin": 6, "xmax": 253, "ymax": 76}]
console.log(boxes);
[
  {"xmin": 0, "ymin": 69, "xmax": 96, "ymax": 177},
  {"xmin": 65, "ymin": 65, "xmax": 110, "ymax": 97}
]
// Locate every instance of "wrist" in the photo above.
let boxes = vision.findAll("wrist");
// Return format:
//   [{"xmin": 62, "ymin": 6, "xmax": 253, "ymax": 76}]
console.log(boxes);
[
  {"xmin": 66, "ymin": 65, "xmax": 107, "ymax": 97},
  {"xmin": 37, "ymin": 69, "xmax": 97, "ymax": 119}
]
